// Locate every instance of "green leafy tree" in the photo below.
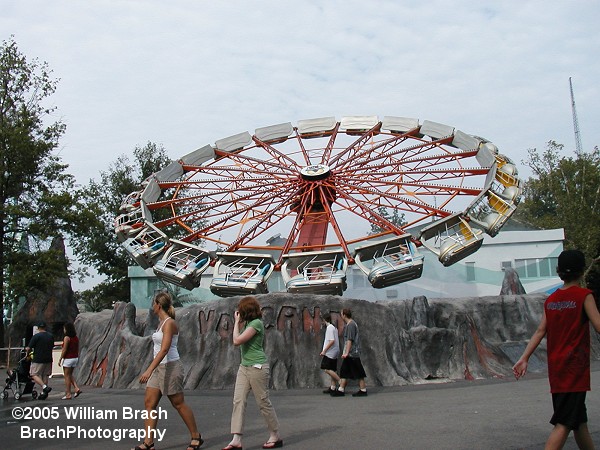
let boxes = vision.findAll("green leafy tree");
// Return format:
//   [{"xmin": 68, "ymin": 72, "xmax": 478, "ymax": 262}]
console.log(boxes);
[
  {"xmin": 0, "ymin": 36, "xmax": 81, "ymax": 343},
  {"xmin": 369, "ymin": 206, "xmax": 406, "ymax": 235},
  {"xmin": 70, "ymin": 142, "xmax": 171, "ymax": 307},
  {"xmin": 74, "ymin": 287, "xmax": 113, "ymax": 313},
  {"xmin": 515, "ymin": 140, "xmax": 600, "ymax": 293}
]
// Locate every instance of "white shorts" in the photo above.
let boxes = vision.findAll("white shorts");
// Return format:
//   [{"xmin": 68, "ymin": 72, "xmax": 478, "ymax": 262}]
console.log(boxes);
[{"xmin": 62, "ymin": 358, "xmax": 79, "ymax": 368}]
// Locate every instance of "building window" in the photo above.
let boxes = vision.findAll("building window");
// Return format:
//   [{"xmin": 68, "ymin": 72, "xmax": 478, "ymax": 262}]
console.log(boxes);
[
  {"xmin": 526, "ymin": 259, "xmax": 539, "ymax": 278},
  {"xmin": 539, "ymin": 257, "xmax": 558, "ymax": 277},
  {"xmin": 515, "ymin": 258, "xmax": 558, "ymax": 279},
  {"xmin": 501, "ymin": 261, "xmax": 512, "ymax": 271},
  {"xmin": 466, "ymin": 262, "xmax": 475, "ymax": 281}
]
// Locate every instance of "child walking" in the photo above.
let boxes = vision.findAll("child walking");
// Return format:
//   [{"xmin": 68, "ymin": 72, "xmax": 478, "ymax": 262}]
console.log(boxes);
[{"xmin": 513, "ymin": 249, "xmax": 600, "ymax": 449}]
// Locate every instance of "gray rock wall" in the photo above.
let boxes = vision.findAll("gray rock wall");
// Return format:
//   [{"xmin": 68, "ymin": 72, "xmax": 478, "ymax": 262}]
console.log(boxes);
[{"xmin": 72, "ymin": 293, "xmax": 599, "ymax": 390}]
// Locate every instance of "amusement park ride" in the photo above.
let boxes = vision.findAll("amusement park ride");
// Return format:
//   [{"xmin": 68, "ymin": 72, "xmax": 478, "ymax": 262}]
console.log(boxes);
[{"xmin": 114, "ymin": 115, "xmax": 522, "ymax": 297}]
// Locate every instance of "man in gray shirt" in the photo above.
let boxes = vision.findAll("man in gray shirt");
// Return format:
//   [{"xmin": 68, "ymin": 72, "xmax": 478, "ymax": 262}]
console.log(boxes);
[{"xmin": 330, "ymin": 309, "xmax": 368, "ymax": 397}]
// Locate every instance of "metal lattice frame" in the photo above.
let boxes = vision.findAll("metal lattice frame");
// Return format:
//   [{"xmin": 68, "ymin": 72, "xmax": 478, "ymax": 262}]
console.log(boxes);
[{"xmin": 115, "ymin": 115, "xmax": 521, "ymax": 287}]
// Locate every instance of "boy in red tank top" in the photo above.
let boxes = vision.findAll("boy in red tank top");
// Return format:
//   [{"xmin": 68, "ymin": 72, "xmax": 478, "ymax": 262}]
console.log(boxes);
[{"xmin": 513, "ymin": 249, "xmax": 600, "ymax": 449}]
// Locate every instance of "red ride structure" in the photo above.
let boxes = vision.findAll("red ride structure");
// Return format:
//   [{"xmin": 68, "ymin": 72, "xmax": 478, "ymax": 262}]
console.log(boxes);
[{"xmin": 115, "ymin": 115, "xmax": 521, "ymax": 297}]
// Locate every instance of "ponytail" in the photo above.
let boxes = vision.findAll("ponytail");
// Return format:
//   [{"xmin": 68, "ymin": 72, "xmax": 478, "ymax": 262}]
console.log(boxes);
[
  {"xmin": 154, "ymin": 292, "xmax": 176, "ymax": 319},
  {"xmin": 167, "ymin": 305, "xmax": 176, "ymax": 319}
]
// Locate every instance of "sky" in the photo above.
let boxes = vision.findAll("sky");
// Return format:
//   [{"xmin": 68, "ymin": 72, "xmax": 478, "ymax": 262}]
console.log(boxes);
[{"xmin": 3, "ymin": 0, "xmax": 600, "ymax": 289}]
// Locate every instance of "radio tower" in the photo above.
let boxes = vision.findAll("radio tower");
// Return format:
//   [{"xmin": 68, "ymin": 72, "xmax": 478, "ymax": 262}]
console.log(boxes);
[{"xmin": 569, "ymin": 77, "xmax": 583, "ymax": 155}]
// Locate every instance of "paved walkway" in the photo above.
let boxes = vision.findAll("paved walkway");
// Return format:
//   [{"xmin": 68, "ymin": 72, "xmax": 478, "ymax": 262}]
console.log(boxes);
[{"xmin": 2, "ymin": 365, "xmax": 600, "ymax": 449}]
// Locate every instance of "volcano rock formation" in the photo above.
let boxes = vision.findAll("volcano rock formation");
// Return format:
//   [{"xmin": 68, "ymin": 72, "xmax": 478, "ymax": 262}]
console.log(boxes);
[{"xmin": 72, "ymin": 292, "xmax": 600, "ymax": 390}]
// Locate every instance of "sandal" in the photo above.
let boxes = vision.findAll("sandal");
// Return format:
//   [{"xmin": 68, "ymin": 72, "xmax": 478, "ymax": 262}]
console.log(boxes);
[
  {"xmin": 133, "ymin": 443, "xmax": 154, "ymax": 450},
  {"xmin": 61, "ymin": 396, "xmax": 72, "ymax": 400},
  {"xmin": 74, "ymin": 390, "xmax": 82, "ymax": 398},
  {"xmin": 187, "ymin": 435, "xmax": 204, "ymax": 450},
  {"xmin": 222, "ymin": 445, "xmax": 242, "ymax": 450},
  {"xmin": 262, "ymin": 440, "xmax": 283, "ymax": 449}
]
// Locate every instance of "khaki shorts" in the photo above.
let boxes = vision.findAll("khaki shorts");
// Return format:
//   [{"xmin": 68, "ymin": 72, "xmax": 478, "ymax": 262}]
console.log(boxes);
[
  {"xmin": 147, "ymin": 360, "xmax": 184, "ymax": 395},
  {"xmin": 30, "ymin": 362, "xmax": 52, "ymax": 379}
]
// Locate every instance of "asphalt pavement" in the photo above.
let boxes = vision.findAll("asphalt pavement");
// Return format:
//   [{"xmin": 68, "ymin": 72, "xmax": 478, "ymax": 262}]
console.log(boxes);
[{"xmin": 3, "ymin": 364, "xmax": 600, "ymax": 450}]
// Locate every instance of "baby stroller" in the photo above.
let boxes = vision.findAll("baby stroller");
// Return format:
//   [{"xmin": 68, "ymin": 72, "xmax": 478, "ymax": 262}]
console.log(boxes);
[{"xmin": 2, "ymin": 350, "xmax": 38, "ymax": 400}]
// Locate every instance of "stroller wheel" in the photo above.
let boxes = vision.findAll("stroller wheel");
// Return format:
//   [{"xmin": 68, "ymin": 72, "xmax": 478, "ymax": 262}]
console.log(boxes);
[
  {"xmin": 14, "ymin": 392, "xmax": 21, "ymax": 400},
  {"xmin": 1, "ymin": 390, "xmax": 8, "ymax": 399},
  {"xmin": 31, "ymin": 390, "xmax": 38, "ymax": 400}
]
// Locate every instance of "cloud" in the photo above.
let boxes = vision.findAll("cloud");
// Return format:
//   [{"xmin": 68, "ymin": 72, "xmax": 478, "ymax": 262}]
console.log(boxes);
[{"xmin": 3, "ymin": 0, "xmax": 599, "ymax": 179}]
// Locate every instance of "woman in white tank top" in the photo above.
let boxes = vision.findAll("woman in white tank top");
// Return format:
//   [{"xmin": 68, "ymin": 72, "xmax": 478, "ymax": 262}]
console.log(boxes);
[{"xmin": 132, "ymin": 292, "xmax": 204, "ymax": 450}]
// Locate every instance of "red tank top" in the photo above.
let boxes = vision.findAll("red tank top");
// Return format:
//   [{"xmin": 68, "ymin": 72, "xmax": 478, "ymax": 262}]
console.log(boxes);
[
  {"xmin": 64, "ymin": 336, "xmax": 79, "ymax": 359},
  {"xmin": 544, "ymin": 285, "xmax": 592, "ymax": 393}
]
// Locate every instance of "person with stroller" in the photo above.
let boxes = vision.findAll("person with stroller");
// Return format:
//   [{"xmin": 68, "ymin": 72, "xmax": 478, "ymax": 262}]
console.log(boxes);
[
  {"xmin": 58, "ymin": 322, "xmax": 82, "ymax": 400},
  {"xmin": 25, "ymin": 321, "xmax": 54, "ymax": 400},
  {"xmin": 2, "ymin": 348, "xmax": 36, "ymax": 400}
]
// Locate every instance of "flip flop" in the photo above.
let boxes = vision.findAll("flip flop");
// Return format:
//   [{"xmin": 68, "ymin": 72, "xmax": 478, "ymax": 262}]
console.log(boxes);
[
  {"xmin": 262, "ymin": 440, "xmax": 283, "ymax": 449},
  {"xmin": 74, "ymin": 390, "xmax": 82, "ymax": 398},
  {"xmin": 61, "ymin": 396, "xmax": 72, "ymax": 400}
]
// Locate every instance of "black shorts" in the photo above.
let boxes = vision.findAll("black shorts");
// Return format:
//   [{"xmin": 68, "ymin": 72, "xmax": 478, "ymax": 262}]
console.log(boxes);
[
  {"xmin": 550, "ymin": 392, "xmax": 588, "ymax": 430},
  {"xmin": 320, "ymin": 356, "xmax": 338, "ymax": 371},
  {"xmin": 339, "ymin": 356, "xmax": 367, "ymax": 380}
]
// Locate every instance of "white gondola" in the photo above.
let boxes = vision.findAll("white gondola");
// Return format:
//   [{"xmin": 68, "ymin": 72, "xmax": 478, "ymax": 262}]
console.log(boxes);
[
  {"xmin": 477, "ymin": 164, "xmax": 522, "ymax": 204},
  {"xmin": 119, "ymin": 190, "xmax": 142, "ymax": 213},
  {"xmin": 381, "ymin": 116, "xmax": 420, "ymax": 135},
  {"xmin": 451, "ymin": 130, "xmax": 482, "ymax": 151},
  {"xmin": 141, "ymin": 178, "xmax": 161, "ymax": 204},
  {"xmin": 353, "ymin": 234, "xmax": 424, "ymax": 289},
  {"xmin": 114, "ymin": 206, "xmax": 145, "ymax": 243},
  {"xmin": 419, "ymin": 120, "xmax": 454, "ymax": 140},
  {"xmin": 122, "ymin": 223, "xmax": 169, "ymax": 270},
  {"xmin": 419, "ymin": 214, "xmax": 484, "ymax": 267},
  {"xmin": 466, "ymin": 189, "xmax": 517, "ymax": 238},
  {"xmin": 281, "ymin": 250, "xmax": 348, "ymax": 296},
  {"xmin": 154, "ymin": 161, "xmax": 184, "ymax": 182},
  {"xmin": 488, "ymin": 171, "xmax": 523, "ymax": 204},
  {"xmin": 296, "ymin": 117, "xmax": 337, "ymax": 138},
  {"xmin": 210, "ymin": 252, "xmax": 275, "ymax": 298},
  {"xmin": 180, "ymin": 144, "xmax": 216, "ymax": 167},
  {"xmin": 493, "ymin": 157, "xmax": 522, "ymax": 202},
  {"xmin": 495, "ymin": 154, "xmax": 518, "ymax": 176},
  {"xmin": 340, "ymin": 116, "xmax": 379, "ymax": 135},
  {"xmin": 489, "ymin": 176, "xmax": 522, "ymax": 203},
  {"xmin": 475, "ymin": 141, "xmax": 498, "ymax": 168},
  {"xmin": 215, "ymin": 132, "xmax": 253, "ymax": 153},
  {"xmin": 255, "ymin": 122, "xmax": 293, "ymax": 144},
  {"xmin": 153, "ymin": 240, "xmax": 211, "ymax": 290}
]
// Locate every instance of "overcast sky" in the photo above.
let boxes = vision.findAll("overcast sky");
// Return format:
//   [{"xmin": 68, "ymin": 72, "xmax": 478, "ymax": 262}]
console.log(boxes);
[
  {"xmin": 5, "ymin": 0, "xmax": 600, "ymax": 184},
  {"xmin": 4, "ymin": 0, "xmax": 600, "ymax": 289}
]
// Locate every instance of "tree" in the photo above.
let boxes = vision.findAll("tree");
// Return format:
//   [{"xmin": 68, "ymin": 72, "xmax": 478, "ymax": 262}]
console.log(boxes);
[
  {"xmin": 0, "ymin": 36, "xmax": 80, "ymax": 344},
  {"xmin": 515, "ymin": 140, "xmax": 600, "ymax": 293},
  {"xmin": 369, "ymin": 206, "xmax": 406, "ymax": 235},
  {"xmin": 70, "ymin": 142, "xmax": 172, "ymax": 307}
]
